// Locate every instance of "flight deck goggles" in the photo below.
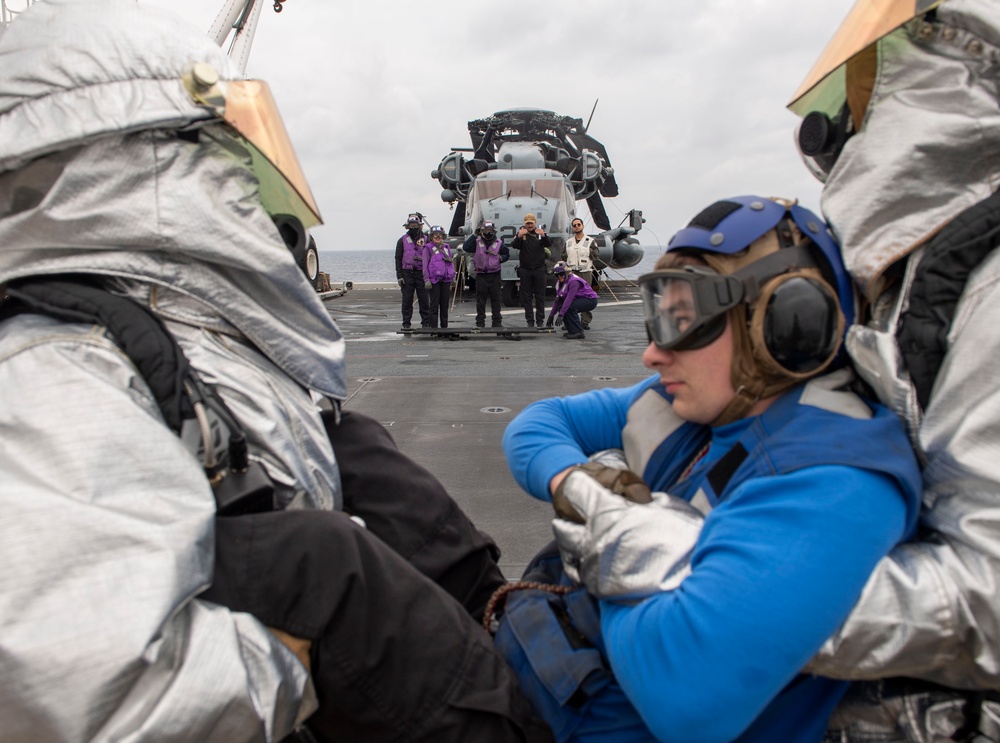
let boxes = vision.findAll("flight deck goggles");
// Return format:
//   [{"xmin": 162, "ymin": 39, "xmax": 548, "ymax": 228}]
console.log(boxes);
[
  {"xmin": 638, "ymin": 243, "xmax": 825, "ymax": 352},
  {"xmin": 182, "ymin": 62, "xmax": 322, "ymax": 229}
]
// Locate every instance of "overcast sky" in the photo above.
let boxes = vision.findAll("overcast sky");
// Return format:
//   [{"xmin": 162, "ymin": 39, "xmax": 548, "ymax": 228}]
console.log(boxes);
[{"xmin": 139, "ymin": 0, "xmax": 856, "ymax": 254}]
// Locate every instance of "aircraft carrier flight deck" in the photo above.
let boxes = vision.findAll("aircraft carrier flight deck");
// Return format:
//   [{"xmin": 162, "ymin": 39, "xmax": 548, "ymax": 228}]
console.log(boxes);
[{"xmin": 324, "ymin": 281, "xmax": 651, "ymax": 578}]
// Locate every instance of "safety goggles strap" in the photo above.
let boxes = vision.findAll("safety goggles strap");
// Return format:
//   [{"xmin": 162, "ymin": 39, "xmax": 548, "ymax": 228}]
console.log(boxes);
[{"xmin": 730, "ymin": 242, "xmax": 821, "ymax": 300}]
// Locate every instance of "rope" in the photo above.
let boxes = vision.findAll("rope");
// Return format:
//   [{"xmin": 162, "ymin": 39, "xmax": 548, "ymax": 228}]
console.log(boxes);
[
  {"xmin": 450, "ymin": 253, "xmax": 465, "ymax": 311},
  {"xmin": 602, "ymin": 264, "xmax": 639, "ymax": 289},
  {"xmin": 598, "ymin": 271, "xmax": 620, "ymax": 302},
  {"xmin": 483, "ymin": 444, "xmax": 709, "ymax": 636},
  {"xmin": 678, "ymin": 442, "xmax": 711, "ymax": 482},
  {"xmin": 482, "ymin": 580, "xmax": 577, "ymax": 634}
]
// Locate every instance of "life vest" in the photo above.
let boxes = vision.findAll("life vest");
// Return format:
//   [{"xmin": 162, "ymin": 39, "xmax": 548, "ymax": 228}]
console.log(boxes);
[
  {"xmin": 474, "ymin": 236, "xmax": 504, "ymax": 274},
  {"xmin": 554, "ymin": 274, "xmax": 598, "ymax": 308},
  {"xmin": 423, "ymin": 243, "xmax": 456, "ymax": 284},
  {"xmin": 401, "ymin": 233, "xmax": 424, "ymax": 270},
  {"xmin": 494, "ymin": 370, "xmax": 922, "ymax": 742},
  {"xmin": 564, "ymin": 236, "xmax": 595, "ymax": 272}
]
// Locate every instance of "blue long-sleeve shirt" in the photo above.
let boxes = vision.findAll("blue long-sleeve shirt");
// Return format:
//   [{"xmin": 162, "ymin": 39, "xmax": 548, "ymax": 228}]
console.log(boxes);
[{"xmin": 502, "ymin": 375, "xmax": 920, "ymax": 742}]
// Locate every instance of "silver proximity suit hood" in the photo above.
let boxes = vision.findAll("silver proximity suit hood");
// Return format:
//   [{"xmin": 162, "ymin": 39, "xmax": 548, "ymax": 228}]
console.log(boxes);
[
  {"xmin": 0, "ymin": 0, "xmax": 346, "ymax": 399},
  {"xmin": 820, "ymin": 0, "xmax": 1000, "ymax": 302},
  {"xmin": 804, "ymin": 0, "xmax": 1000, "ymax": 692},
  {"xmin": 0, "ymin": 0, "xmax": 350, "ymax": 738}
]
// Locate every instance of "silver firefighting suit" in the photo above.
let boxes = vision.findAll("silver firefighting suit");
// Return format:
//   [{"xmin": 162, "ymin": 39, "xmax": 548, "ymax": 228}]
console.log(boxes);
[
  {"xmin": 0, "ymin": 1, "xmax": 349, "ymax": 739},
  {"xmin": 787, "ymin": 3, "xmax": 1000, "ymax": 738},
  {"xmin": 0, "ymin": 2, "xmax": 541, "ymax": 739},
  {"xmin": 799, "ymin": 0, "xmax": 1000, "ymax": 693}
]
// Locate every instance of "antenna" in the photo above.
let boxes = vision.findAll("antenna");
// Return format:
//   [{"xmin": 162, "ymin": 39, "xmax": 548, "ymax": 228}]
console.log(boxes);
[{"xmin": 583, "ymin": 99, "xmax": 599, "ymax": 133}]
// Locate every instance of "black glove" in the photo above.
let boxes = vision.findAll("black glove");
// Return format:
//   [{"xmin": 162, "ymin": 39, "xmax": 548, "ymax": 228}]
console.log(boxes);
[
  {"xmin": 397, "ymin": 278, "xmax": 404, "ymax": 287},
  {"xmin": 545, "ymin": 317, "xmax": 554, "ymax": 328},
  {"xmin": 554, "ymin": 315, "xmax": 564, "ymax": 328}
]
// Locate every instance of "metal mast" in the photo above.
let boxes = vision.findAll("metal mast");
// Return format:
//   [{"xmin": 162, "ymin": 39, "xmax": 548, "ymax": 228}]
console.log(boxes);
[
  {"xmin": 0, "ymin": 0, "xmax": 36, "ymax": 31},
  {"xmin": 208, "ymin": 0, "xmax": 270, "ymax": 75},
  {"xmin": 207, "ymin": 0, "xmax": 292, "ymax": 74}
]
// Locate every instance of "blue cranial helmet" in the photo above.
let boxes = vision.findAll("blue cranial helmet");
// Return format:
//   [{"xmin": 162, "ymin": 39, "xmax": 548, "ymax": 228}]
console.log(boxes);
[
  {"xmin": 665, "ymin": 195, "xmax": 854, "ymax": 328},
  {"xmin": 640, "ymin": 195, "xmax": 854, "ymax": 391},
  {"xmin": 640, "ymin": 194, "xmax": 855, "ymax": 424}
]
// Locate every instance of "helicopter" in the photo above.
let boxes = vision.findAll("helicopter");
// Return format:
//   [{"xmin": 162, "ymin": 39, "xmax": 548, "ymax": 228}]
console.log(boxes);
[{"xmin": 431, "ymin": 108, "xmax": 644, "ymax": 306}]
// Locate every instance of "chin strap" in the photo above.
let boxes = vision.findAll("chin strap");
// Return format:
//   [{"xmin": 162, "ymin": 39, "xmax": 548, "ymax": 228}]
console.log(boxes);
[{"xmin": 711, "ymin": 302, "xmax": 803, "ymax": 427}]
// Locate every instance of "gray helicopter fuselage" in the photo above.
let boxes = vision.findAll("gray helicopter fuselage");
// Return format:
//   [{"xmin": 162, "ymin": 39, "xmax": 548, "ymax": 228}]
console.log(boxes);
[
  {"xmin": 434, "ymin": 109, "xmax": 644, "ymax": 304},
  {"xmin": 465, "ymin": 163, "xmax": 576, "ymax": 284}
]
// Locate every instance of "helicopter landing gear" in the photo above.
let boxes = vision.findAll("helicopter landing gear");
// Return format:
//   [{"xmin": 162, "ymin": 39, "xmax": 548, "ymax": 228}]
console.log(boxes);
[
  {"xmin": 304, "ymin": 240, "xmax": 319, "ymax": 284},
  {"xmin": 501, "ymin": 280, "xmax": 519, "ymax": 308}
]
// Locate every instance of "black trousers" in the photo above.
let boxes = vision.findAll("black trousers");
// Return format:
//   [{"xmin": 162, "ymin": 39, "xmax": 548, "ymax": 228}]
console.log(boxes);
[
  {"xmin": 202, "ymin": 411, "xmax": 550, "ymax": 743},
  {"xmin": 427, "ymin": 281, "xmax": 451, "ymax": 328},
  {"xmin": 400, "ymin": 269, "xmax": 430, "ymax": 327},
  {"xmin": 476, "ymin": 271, "xmax": 504, "ymax": 327},
  {"xmin": 562, "ymin": 296, "xmax": 598, "ymax": 335},
  {"xmin": 518, "ymin": 266, "xmax": 546, "ymax": 325}
]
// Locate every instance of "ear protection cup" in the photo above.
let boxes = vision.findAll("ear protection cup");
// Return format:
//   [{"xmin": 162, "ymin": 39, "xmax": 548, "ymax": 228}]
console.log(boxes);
[
  {"xmin": 749, "ymin": 269, "xmax": 845, "ymax": 378},
  {"xmin": 271, "ymin": 213, "xmax": 312, "ymax": 279}
]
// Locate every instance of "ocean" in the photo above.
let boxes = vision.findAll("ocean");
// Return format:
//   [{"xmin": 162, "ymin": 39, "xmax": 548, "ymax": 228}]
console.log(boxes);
[{"xmin": 318, "ymin": 248, "xmax": 663, "ymax": 283}]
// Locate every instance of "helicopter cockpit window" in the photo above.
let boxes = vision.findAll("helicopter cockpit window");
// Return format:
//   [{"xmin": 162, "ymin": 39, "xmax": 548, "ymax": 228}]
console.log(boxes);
[
  {"xmin": 467, "ymin": 201, "xmax": 483, "ymax": 231},
  {"xmin": 549, "ymin": 204, "xmax": 568, "ymax": 235},
  {"xmin": 507, "ymin": 180, "xmax": 533, "ymax": 197},
  {"xmin": 533, "ymin": 181, "xmax": 563, "ymax": 199},
  {"xmin": 475, "ymin": 181, "xmax": 505, "ymax": 201}
]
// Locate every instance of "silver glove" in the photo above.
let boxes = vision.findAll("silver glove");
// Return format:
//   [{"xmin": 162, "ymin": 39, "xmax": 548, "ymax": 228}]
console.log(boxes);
[
  {"xmin": 587, "ymin": 449, "xmax": 629, "ymax": 470},
  {"xmin": 553, "ymin": 469, "xmax": 705, "ymax": 601}
]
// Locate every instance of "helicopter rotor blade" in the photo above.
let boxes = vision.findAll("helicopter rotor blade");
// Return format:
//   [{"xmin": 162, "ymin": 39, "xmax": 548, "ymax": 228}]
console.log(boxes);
[
  {"xmin": 566, "ymin": 130, "xmax": 619, "ymax": 197},
  {"xmin": 587, "ymin": 192, "xmax": 611, "ymax": 231},
  {"xmin": 470, "ymin": 124, "xmax": 496, "ymax": 164}
]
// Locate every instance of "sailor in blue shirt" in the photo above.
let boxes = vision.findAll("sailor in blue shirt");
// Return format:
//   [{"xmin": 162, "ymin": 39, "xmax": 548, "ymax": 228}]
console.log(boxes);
[{"xmin": 498, "ymin": 196, "xmax": 923, "ymax": 743}]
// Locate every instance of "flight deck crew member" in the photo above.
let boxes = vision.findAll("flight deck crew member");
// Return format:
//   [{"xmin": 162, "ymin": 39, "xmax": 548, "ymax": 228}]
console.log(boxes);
[
  {"xmin": 0, "ymin": 2, "xmax": 547, "ymax": 741},
  {"xmin": 788, "ymin": 1, "xmax": 1000, "ymax": 737},
  {"xmin": 463, "ymin": 220, "xmax": 509, "ymax": 328},
  {"xmin": 422, "ymin": 225, "xmax": 456, "ymax": 330},
  {"xmin": 497, "ymin": 195, "xmax": 921, "ymax": 742},
  {"xmin": 561, "ymin": 219, "xmax": 599, "ymax": 328},
  {"xmin": 545, "ymin": 262, "xmax": 598, "ymax": 339},
  {"xmin": 510, "ymin": 213, "xmax": 551, "ymax": 327},
  {"xmin": 394, "ymin": 213, "xmax": 431, "ymax": 329}
]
